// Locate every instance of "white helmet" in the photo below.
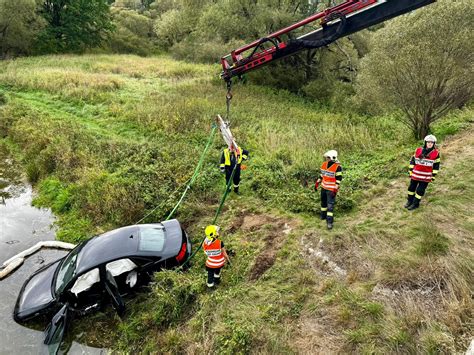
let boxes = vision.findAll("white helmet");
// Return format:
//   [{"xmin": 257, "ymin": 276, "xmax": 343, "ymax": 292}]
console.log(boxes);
[
  {"xmin": 424, "ymin": 134, "xmax": 437, "ymax": 143},
  {"xmin": 324, "ymin": 150, "xmax": 338, "ymax": 161}
]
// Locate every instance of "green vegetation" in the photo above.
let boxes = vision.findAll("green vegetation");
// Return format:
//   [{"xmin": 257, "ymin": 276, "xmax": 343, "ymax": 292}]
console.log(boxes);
[
  {"xmin": 0, "ymin": 54, "xmax": 472, "ymax": 353},
  {"xmin": 357, "ymin": 1, "xmax": 474, "ymax": 139}
]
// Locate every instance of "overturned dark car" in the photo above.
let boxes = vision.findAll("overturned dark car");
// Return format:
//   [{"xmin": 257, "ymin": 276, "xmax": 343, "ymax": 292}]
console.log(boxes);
[{"xmin": 13, "ymin": 219, "xmax": 191, "ymax": 350}]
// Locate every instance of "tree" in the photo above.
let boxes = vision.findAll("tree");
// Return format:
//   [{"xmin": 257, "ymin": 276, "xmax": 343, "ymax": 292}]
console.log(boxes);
[
  {"xmin": 37, "ymin": 0, "xmax": 114, "ymax": 53},
  {"xmin": 0, "ymin": 0, "xmax": 45, "ymax": 58},
  {"xmin": 356, "ymin": 1, "xmax": 474, "ymax": 139},
  {"xmin": 108, "ymin": 7, "xmax": 157, "ymax": 55}
]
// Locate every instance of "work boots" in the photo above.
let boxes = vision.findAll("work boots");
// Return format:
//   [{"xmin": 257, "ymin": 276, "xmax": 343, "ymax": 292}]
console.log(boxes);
[
  {"xmin": 326, "ymin": 215, "xmax": 334, "ymax": 230},
  {"xmin": 407, "ymin": 198, "xmax": 420, "ymax": 210},
  {"xmin": 320, "ymin": 211, "xmax": 327, "ymax": 220},
  {"xmin": 404, "ymin": 195, "xmax": 415, "ymax": 208}
]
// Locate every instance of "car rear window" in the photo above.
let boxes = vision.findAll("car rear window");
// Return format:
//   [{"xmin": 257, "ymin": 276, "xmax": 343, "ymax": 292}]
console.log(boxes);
[{"xmin": 138, "ymin": 226, "xmax": 166, "ymax": 252}]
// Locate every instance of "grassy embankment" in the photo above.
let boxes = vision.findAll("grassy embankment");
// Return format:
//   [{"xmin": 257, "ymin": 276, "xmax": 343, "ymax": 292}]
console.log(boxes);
[{"xmin": 0, "ymin": 55, "xmax": 472, "ymax": 353}]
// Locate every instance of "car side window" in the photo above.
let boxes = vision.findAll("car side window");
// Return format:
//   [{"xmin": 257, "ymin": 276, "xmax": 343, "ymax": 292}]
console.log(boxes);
[{"xmin": 138, "ymin": 226, "xmax": 166, "ymax": 252}]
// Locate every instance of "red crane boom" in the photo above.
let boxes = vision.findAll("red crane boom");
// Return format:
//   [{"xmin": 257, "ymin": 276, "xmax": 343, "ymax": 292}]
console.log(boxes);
[{"xmin": 221, "ymin": 0, "xmax": 436, "ymax": 82}]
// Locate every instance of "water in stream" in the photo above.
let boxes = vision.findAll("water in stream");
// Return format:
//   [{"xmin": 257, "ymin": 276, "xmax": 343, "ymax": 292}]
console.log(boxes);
[{"xmin": 0, "ymin": 144, "xmax": 105, "ymax": 354}]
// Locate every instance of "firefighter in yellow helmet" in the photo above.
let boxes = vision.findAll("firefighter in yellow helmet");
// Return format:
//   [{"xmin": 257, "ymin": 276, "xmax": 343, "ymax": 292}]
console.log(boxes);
[{"xmin": 203, "ymin": 225, "xmax": 230, "ymax": 288}]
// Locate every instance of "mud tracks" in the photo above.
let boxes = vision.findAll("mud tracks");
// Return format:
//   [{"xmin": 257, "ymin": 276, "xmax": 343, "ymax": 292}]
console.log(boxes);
[{"xmin": 227, "ymin": 213, "xmax": 296, "ymax": 280}]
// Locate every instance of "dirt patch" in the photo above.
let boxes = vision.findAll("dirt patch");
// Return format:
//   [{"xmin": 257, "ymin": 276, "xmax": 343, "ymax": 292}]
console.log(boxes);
[
  {"xmin": 241, "ymin": 214, "xmax": 275, "ymax": 232},
  {"xmin": 301, "ymin": 233, "xmax": 348, "ymax": 278},
  {"xmin": 371, "ymin": 282, "xmax": 446, "ymax": 322},
  {"xmin": 225, "ymin": 212, "xmax": 246, "ymax": 234},
  {"xmin": 300, "ymin": 231, "xmax": 381, "ymax": 282},
  {"xmin": 245, "ymin": 213, "xmax": 296, "ymax": 280}
]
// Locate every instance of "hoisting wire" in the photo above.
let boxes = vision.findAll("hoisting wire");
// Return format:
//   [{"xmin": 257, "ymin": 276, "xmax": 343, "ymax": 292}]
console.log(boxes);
[
  {"xmin": 178, "ymin": 162, "xmax": 238, "ymax": 270},
  {"xmin": 135, "ymin": 124, "xmax": 218, "ymax": 225},
  {"xmin": 176, "ymin": 83, "xmax": 238, "ymax": 270},
  {"xmin": 225, "ymin": 80, "xmax": 232, "ymax": 121},
  {"xmin": 165, "ymin": 124, "xmax": 218, "ymax": 221},
  {"xmin": 178, "ymin": 86, "xmax": 240, "ymax": 269}
]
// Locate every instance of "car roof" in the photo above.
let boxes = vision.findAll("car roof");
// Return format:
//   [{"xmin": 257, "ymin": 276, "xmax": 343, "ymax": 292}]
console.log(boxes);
[{"xmin": 74, "ymin": 220, "xmax": 182, "ymax": 275}]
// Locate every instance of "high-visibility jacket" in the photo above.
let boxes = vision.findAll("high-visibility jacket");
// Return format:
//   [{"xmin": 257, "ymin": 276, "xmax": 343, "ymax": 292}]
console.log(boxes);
[
  {"xmin": 203, "ymin": 239, "xmax": 226, "ymax": 268},
  {"xmin": 220, "ymin": 148, "xmax": 249, "ymax": 169},
  {"xmin": 320, "ymin": 161, "xmax": 341, "ymax": 192},
  {"xmin": 410, "ymin": 147, "xmax": 440, "ymax": 182}
]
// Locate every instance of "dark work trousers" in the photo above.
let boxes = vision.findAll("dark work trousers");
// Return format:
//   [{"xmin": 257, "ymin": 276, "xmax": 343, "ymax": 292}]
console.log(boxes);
[
  {"xmin": 206, "ymin": 266, "xmax": 222, "ymax": 287},
  {"xmin": 407, "ymin": 180, "xmax": 429, "ymax": 205},
  {"xmin": 225, "ymin": 165, "xmax": 241, "ymax": 192},
  {"xmin": 321, "ymin": 188, "xmax": 336, "ymax": 223}
]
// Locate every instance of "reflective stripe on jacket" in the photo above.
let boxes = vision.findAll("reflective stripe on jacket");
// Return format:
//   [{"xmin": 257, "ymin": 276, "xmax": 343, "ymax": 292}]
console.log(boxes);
[
  {"xmin": 223, "ymin": 148, "xmax": 243, "ymax": 165},
  {"xmin": 203, "ymin": 239, "xmax": 225, "ymax": 268},
  {"xmin": 411, "ymin": 147, "xmax": 439, "ymax": 182},
  {"xmin": 321, "ymin": 161, "xmax": 340, "ymax": 192}
]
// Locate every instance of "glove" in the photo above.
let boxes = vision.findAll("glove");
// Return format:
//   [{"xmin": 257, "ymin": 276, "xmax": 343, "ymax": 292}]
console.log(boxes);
[
  {"xmin": 314, "ymin": 180, "xmax": 320, "ymax": 191},
  {"xmin": 409, "ymin": 170, "xmax": 413, "ymax": 177},
  {"xmin": 220, "ymin": 167, "xmax": 225, "ymax": 174},
  {"xmin": 431, "ymin": 176, "xmax": 436, "ymax": 182}
]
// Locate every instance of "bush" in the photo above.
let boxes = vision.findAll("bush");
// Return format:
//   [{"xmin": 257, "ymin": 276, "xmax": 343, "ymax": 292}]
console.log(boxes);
[
  {"xmin": 33, "ymin": 178, "xmax": 72, "ymax": 214},
  {"xmin": 249, "ymin": 158, "xmax": 286, "ymax": 200},
  {"xmin": 0, "ymin": 91, "xmax": 7, "ymax": 106},
  {"xmin": 154, "ymin": 9, "xmax": 194, "ymax": 48},
  {"xmin": 108, "ymin": 8, "xmax": 157, "ymax": 56},
  {"xmin": 302, "ymin": 78, "xmax": 334, "ymax": 104},
  {"xmin": 330, "ymin": 81, "xmax": 356, "ymax": 111},
  {"xmin": 171, "ymin": 37, "xmax": 244, "ymax": 64},
  {"xmin": 74, "ymin": 169, "xmax": 145, "ymax": 226}
]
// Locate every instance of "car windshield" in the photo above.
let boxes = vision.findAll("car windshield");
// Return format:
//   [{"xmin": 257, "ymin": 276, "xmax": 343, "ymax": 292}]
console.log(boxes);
[{"xmin": 54, "ymin": 246, "xmax": 82, "ymax": 294}]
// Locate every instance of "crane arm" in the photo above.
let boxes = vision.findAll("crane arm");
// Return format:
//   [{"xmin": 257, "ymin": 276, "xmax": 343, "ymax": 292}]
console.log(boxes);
[{"xmin": 220, "ymin": 0, "xmax": 436, "ymax": 82}]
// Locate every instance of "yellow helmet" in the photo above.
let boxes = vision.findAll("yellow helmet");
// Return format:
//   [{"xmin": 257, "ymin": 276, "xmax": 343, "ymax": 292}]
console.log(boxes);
[{"xmin": 205, "ymin": 225, "xmax": 220, "ymax": 240}]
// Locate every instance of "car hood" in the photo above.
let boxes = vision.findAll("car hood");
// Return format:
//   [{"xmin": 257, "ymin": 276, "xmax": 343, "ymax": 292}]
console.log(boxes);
[{"xmin": 14, "ymin": 259, "xmax": 61, "ymax": 322}]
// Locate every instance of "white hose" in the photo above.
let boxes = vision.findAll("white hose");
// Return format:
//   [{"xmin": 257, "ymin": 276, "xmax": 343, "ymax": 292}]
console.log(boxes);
[
  {"xmin": 0, "ymin": 241, "xmax": 76, "ymax": 280},
  {"xmin": 0, "ymin": 258, "xmax": 24, "ymax": 279}
]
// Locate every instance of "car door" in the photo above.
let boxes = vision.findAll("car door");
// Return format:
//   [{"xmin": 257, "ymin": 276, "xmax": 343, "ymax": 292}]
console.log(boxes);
[
  {"xmin": 101, "ymin": 266, "xmax": 125, "ymax": 316},
  {"xmin": 43, "ymin": 303, "xmax": 70, "ymax": 355}
]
